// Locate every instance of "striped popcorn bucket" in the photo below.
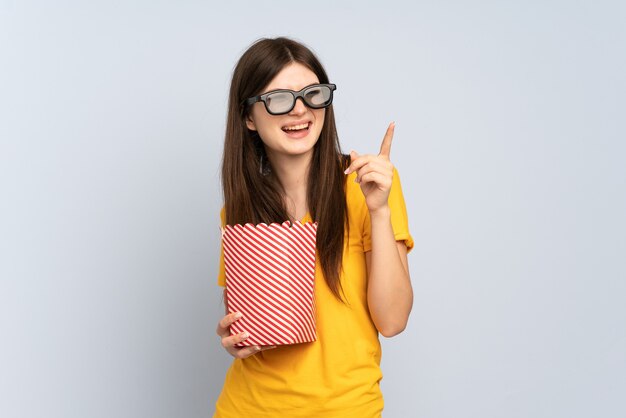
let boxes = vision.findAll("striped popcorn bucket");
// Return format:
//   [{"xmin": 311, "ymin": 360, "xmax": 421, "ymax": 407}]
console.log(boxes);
[{"xmin": 222, "ymin": 221, "xmax": 318, "ymax": 347}]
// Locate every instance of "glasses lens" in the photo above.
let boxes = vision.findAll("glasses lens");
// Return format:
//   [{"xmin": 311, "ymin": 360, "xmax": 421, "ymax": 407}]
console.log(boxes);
[
  {"xmin": 266, "ymin": 91, "xmax": 294, "ymax": 114},
  {"xmin": 304, "ymin": 85, "xmax": 332, "ymax": 107}
]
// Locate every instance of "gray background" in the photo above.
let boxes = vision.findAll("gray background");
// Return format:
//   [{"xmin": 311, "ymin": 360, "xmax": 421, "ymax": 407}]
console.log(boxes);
[{"xmin": 1, "ymin": 1, "xmax": 624, "ymax": 417}]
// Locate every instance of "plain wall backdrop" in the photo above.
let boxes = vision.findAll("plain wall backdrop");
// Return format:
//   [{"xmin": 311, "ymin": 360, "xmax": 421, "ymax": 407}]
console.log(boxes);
[{"xmin": 1, "ymin": 1, "xmax": 625, "ymax": 417}]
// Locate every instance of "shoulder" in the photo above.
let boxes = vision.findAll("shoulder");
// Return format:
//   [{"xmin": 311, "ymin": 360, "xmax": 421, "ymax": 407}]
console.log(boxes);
[
  {"xmin": 220, "ymin": 206, "xmax": 225, "ymax": 226},
  {"xmin": 344, "ymin": 166, "xmax": 411, "ymax": 242},
  {"xmin": 345, "ymin": 171, "xmax": 367, "ymax": 215}
]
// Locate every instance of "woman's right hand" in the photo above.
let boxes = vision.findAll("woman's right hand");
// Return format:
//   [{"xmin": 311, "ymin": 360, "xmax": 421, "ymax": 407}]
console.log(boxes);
[{"xmin": 216, "ymin": 312, "xmax": 276, "ymax": 359}]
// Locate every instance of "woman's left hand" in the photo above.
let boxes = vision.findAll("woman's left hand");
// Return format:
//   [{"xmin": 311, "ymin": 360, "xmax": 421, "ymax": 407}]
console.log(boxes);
[{"xmin": 344, "ymin": 122, "xmax": 395, "ymax": 213}]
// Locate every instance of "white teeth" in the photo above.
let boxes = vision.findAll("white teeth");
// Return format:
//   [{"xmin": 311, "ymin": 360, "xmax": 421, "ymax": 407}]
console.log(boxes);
[{"xmin": 283, "ymin": 123, "xmax": 309, "ymax": 131}]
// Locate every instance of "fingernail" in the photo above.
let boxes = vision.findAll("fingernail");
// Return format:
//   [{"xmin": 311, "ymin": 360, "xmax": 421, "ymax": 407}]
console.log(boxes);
[
  {"xmin": 256, "ymin": 346, "xmax": 261, "ymax": 351},
  {"xmin": 234, "ymin": 312, "xmax": 243, "ymax": 319},
  {"xmin": 343, "ymin": 168, "xmax": 349, "ymax": 174},
  {"xmin": 269, "ymin": 345, "xmax": 277, "ymax": 349},
  {"xmin": 241, "ymin": 331, "xmax": 249, "ymax": 339}
]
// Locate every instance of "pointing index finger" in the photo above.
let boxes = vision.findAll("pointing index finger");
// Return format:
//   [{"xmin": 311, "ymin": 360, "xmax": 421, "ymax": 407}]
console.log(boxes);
[{"xmin": 378, "ymin": 122, "xmax": 395, "ymax": 157}]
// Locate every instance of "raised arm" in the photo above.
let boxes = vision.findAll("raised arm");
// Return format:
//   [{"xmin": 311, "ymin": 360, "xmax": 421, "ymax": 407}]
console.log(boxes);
[{"xmin": 344, "ymin": 122, "xmax": 413, "ymax": 337}]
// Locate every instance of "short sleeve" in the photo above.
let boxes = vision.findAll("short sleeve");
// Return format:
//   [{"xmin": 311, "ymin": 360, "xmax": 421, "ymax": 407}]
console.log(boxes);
[
  {"xmin": 217, "ymin": 207, "xmax": 226, "ymax": 287},
  {"xmin": 362, "ymin": 167, "xmax": 414, "ymax": 253}
]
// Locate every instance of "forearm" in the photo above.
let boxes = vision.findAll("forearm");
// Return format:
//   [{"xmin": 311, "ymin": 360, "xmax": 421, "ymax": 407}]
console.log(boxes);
[{"xmin": 367, "ymin": 205, "xmax": 413, "ymax": 337}]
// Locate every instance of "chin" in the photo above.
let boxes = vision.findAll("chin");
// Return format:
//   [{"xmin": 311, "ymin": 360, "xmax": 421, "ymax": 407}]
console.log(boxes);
[{"xmin": 286, "ymin": 147, "xmax": 316, "ymax": 158}]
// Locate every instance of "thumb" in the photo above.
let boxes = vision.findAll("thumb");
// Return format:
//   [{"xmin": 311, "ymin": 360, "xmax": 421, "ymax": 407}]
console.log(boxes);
[{"xmin": 344, "ymin": 150, "xmax": 360, "ymax": 175}]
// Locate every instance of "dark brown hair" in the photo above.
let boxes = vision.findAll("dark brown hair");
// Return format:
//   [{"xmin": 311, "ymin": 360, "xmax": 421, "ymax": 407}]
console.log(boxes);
[{"xmin": 221, "ymin": 37, "xmax": 349, "ymax": 301}]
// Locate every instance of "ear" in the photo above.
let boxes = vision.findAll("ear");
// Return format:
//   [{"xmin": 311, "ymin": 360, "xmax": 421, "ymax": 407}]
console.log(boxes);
[{"xmin": 245, "ymin": 114, "xmax": 257, "ymax": 131}]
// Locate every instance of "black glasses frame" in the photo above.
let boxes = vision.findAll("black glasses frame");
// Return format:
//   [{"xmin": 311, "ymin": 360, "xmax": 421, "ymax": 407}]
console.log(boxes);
[{"xmin": 244, "ymin": 83, "xmax": 337, "ymax": 115}]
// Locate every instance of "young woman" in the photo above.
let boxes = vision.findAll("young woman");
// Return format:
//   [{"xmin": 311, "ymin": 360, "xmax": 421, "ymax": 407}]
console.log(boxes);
[{"xmin": 214, "ymin": 37, "xmax": 413, "ymax": 418}]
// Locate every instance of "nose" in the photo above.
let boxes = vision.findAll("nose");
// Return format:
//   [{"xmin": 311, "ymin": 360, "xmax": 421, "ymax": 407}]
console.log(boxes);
[{"xmin": 289, "ymin": 97, "xmax": 307, "ymax": 115}]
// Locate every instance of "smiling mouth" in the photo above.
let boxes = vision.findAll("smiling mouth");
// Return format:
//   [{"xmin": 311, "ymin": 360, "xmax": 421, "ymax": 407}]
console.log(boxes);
[{"xmin": 281, "ymin": 122, "xmax": 311, "ymax": 132}]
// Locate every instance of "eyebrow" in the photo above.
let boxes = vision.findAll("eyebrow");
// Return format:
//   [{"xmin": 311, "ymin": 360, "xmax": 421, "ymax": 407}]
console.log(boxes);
[{"xmin": 262, "ymin": 83, "xmax": 321, "ymax": 95}]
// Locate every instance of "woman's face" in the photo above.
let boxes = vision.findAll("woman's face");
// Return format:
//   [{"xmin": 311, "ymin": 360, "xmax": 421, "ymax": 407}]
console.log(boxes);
[{"xmin": 246, "ymin": 62, "xmax": 325, "ymax": 162}]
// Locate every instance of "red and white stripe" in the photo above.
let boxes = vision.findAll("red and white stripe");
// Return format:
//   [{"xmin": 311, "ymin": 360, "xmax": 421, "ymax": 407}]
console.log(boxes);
[{"xmin": 222, "ymin": 221, "xmax": 318, "ymax": 346}]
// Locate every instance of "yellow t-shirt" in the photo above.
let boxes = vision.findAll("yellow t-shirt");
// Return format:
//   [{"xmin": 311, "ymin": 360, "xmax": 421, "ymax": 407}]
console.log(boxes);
[{"xmin": 214, "ymin": 168, "xmax": 413, "ymax": 418}]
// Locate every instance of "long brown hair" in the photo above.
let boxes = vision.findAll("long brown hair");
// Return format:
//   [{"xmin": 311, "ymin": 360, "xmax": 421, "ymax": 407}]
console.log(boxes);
[{"xmin": 221, "ymin": 37, "xmax": 349, "ymax": 301}]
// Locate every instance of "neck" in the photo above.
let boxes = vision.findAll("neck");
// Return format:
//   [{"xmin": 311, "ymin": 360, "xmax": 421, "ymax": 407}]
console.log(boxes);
[{"xmin": 266, "ymin": 150, "xmax": 312, "ymax": 219}]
